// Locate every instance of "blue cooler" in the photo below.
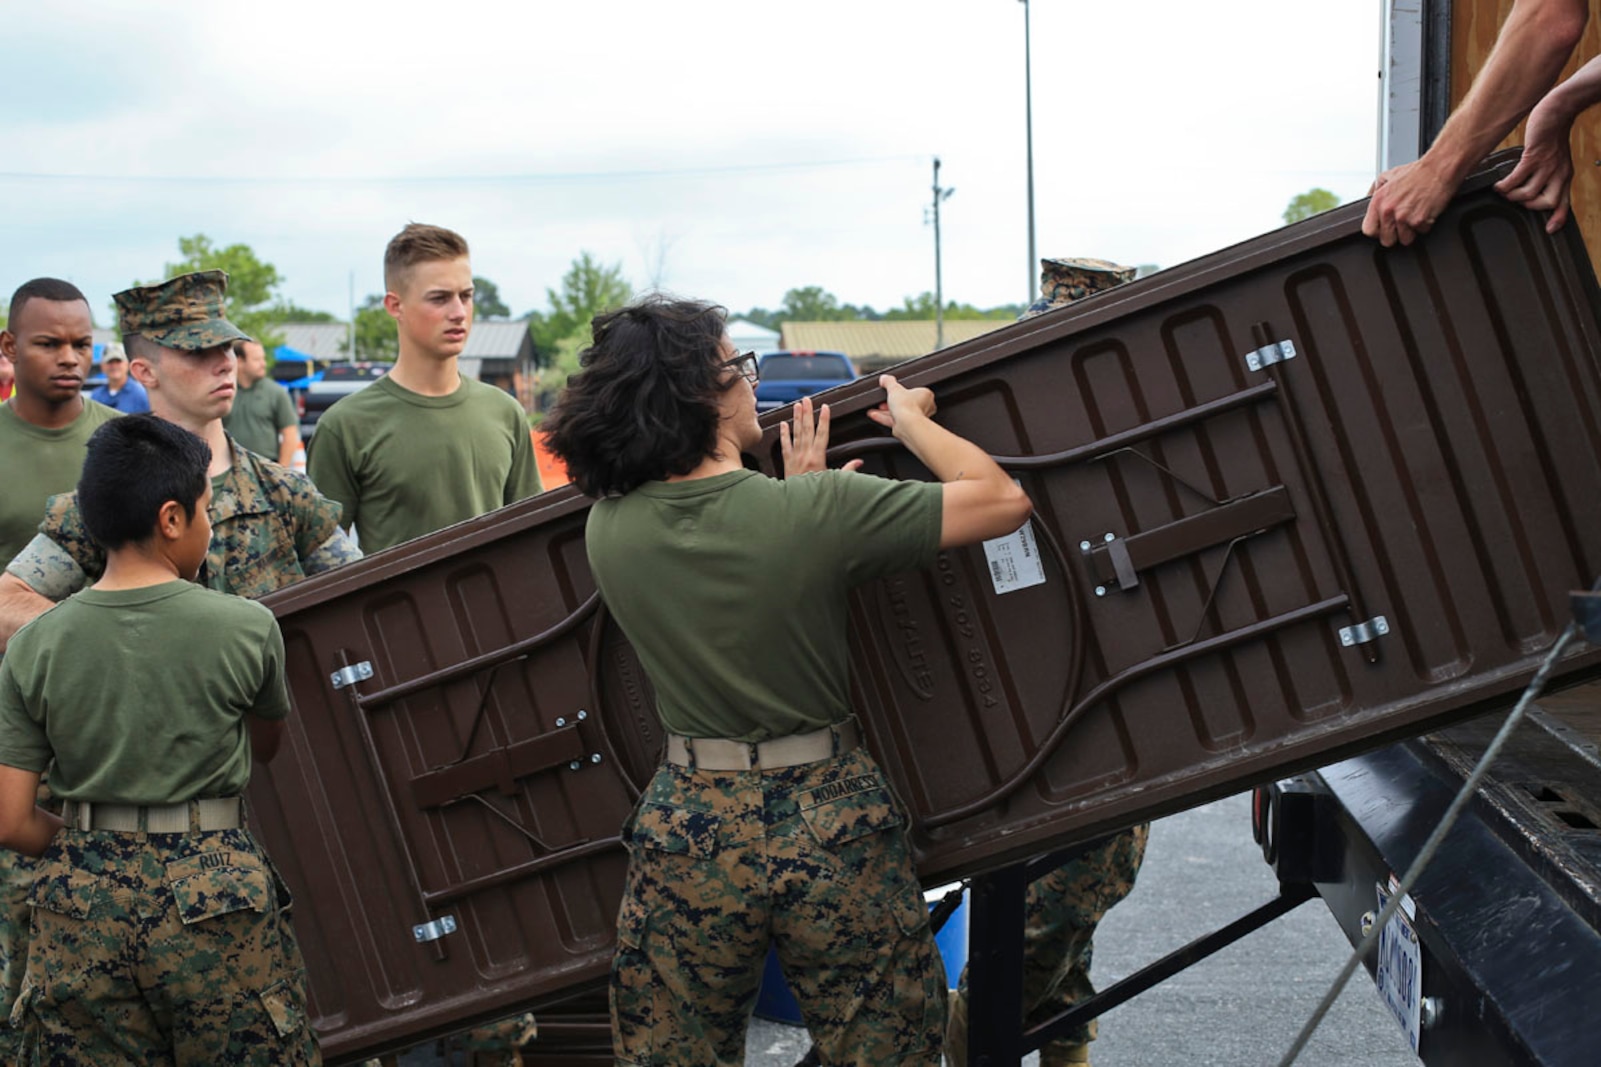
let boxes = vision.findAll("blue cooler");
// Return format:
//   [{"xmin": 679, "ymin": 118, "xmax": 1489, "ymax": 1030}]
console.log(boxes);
[{"xmin": 754, "ymin": 885, "xmax": 970, "ymax": 1025}]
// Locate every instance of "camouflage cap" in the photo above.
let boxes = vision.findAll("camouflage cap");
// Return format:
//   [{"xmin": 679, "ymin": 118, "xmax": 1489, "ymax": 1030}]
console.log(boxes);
[
  {"xmin": 1020, "ymin": 257, "xmax": 1138, "ymax": 320},
  {"xmin": 113, "ymin": 270, "xmax": 252, "ymax": 351}
]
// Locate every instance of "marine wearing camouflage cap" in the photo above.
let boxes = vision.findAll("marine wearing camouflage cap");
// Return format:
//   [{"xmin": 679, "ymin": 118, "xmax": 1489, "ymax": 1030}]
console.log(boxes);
[
  {"xmin": 1021, "ymin": 257, "xmax": 1138, "ymax": 320},
  {"xmin": 114, "ymin": 270, "xmax": 252, "ymax": 351}
]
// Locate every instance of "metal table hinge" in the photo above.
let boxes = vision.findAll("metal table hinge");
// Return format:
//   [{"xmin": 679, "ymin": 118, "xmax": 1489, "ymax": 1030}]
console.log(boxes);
[
  {"xmin": 331, "ymin": 661, "xmax": 374, "ymax": 690},
  {"xmin": 1338, "ymin": 615, "xmax": 1390, "ymax": 647},
  {"xmin": 413, "ymin": 914, "xmax": 458, "ymax": 943},
  {"xmin": 1245, "ymin": 340, "xmax": 1297, "ymax": 372}
]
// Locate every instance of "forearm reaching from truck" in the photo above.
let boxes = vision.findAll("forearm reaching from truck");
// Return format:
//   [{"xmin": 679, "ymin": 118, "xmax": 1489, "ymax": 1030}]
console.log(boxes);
[
  {"xmin": 1363, "ymin": 0, "xmax": 1588, "ymax": 246},
  {"xmin": 1494, "ymin": 54, "xmax": 1601, "ymax": 232}
]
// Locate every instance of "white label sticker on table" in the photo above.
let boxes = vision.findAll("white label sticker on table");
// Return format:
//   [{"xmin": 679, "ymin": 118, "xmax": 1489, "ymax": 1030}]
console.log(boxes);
[{"xmin": 982, "ymin": 512, "xmax": 1045, "ymax": 596}]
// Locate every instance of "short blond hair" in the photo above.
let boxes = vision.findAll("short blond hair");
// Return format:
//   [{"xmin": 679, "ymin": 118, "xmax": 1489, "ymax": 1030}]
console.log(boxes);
[{"xmin": 384, "ymin": 223, "xmax": 470, "ymax": 293}]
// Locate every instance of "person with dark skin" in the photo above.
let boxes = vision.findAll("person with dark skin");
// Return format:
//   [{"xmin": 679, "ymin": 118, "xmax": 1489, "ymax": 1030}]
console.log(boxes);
[{"xmin": 0, "ymin": 279, "xmax": 121, "ymax": 568}]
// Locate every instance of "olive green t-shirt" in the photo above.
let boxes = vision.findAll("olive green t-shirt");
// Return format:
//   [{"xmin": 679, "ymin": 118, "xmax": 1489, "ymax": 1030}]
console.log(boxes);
[
  {"xmin": 307, "ymin": 373, "xmax": 543, "ymax": 553},
  {"xmin": 224, "ymin": 377, "xmax": 297, "ymax": 459},
  {"xmin": 586, "ymin": 469, "xmax": 942, "ymax": 742},
  {"xmin": 0, "ymin": 399, "xmax": 120, "ymax": 568},
  {"xmin": 0, "ymin": 581, "xmax": 290, "ymax": 804}
]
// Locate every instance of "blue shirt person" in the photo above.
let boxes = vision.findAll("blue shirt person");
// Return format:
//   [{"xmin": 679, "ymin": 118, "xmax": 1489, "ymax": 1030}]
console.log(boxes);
[{"xmin": 87, "ymin": 344, "xmax": 150, "ymax": 413}]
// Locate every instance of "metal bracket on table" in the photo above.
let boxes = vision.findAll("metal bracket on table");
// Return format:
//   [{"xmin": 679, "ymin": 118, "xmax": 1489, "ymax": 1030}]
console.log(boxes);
[
  {"xmin": 413, "ymin": 914, "xmax": 458, "ymax": 943},
  {"xmin": 1338, "ymin": 615, "xmax": 1390, "ymax": 647},
  {"xmin": 1245, "ymin": 339, "xmax": 1297, "ymax": 372},
  {"xmin": 331, "ymin": 661, "xmax": 374, "ymax": 690}
]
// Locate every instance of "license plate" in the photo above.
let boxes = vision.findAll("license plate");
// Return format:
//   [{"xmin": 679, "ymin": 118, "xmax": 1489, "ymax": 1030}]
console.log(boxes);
[{"xmin": 1374, "ymin": 877, "xmax": 1423, "ymax": 1052}]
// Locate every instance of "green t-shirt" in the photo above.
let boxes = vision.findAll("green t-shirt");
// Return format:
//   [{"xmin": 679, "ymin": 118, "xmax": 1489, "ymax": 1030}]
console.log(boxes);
[
  {"xmin": 586, "ymin": 469, "xmax": 942, "ymax": 742},
  {"xmin": 0, "ymin": 399, "xmax": 120, "ymax": 568},
  {"xmin": 223, "ymin": 377, "xmax": 297, "ymax": 459},
  {"xmin": 0, "ymin": 581, "xmax": 289, "ymax": 804},
  {"xmin": 307, "ymin": 373, "xmax": 543, "ymax": 553}
]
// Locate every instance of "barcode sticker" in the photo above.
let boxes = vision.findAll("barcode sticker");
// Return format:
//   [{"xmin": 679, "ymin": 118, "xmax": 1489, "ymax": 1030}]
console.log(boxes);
[{"xmin": 982, "ymin": 514, "xmax": 1046, "ymax": 596}]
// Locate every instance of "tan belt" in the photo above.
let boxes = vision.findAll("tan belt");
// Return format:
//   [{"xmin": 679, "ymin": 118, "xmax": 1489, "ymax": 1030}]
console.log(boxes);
[
  {"xmin": 61, "ymin": 797, "xmax": 245, "ymax": 833},
  {"xmin": 666, "ymin": 719, "xmax": 860, "ymax": 771}
]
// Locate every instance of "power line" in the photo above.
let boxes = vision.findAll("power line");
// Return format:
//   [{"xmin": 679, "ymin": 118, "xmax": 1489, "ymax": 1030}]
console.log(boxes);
[{"xmin": 0, "ymin": 154, "xmax": 929, "ymax": 188}]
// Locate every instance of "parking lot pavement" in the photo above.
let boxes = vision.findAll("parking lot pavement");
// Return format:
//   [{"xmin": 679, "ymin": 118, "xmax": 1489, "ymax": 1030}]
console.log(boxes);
[{"xmin": 746, "ymin": 791, "xmax": 1420, "ymax": 1066}]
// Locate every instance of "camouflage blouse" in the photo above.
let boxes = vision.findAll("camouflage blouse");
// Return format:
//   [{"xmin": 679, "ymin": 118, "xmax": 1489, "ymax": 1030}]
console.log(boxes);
[{"xmin": 6, "ymin": 438, "xmax": 360, "ymax": 600}]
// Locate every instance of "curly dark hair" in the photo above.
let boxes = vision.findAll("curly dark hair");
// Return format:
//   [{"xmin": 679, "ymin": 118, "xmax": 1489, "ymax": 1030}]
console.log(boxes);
[{"xmin": 544, "ymin": 296, "xmax": 733, "ymax": 497}]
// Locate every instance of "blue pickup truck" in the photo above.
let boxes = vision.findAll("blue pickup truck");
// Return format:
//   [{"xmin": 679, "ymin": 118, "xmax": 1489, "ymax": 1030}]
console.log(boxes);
[{"xmin": 753, "ymin": 350, "xmax": 858, "ymax": 413}]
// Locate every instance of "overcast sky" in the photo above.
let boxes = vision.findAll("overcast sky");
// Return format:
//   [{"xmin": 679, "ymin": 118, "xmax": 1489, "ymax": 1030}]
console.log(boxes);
[{"xmin": 1, "ymin": 0, "xmax": 1381, "ymax": 324}]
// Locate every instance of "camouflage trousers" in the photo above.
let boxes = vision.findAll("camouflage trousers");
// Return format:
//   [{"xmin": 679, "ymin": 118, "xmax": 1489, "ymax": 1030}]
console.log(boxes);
[
  {"xmin": 459, "ymin": 1010, "xmax": 538, "ymax": 1063},
  {"xmin": 611, "ymin": 749, "xmax": 946, "ymax": 1066},
  {"xmin": 0, "ymin": 851, "xmax": 33, "ymax": 1064},
  {"xmin": 8, "ymin": 827, "xmax": 321, "ymax": 1066},
  {"xmin": 948, "ymin": 823, "xmax": 1150, "ymax": 1067},
  {"xmin": 1, "ymin": 784, "xmax": 55, "ymax": 1063}
]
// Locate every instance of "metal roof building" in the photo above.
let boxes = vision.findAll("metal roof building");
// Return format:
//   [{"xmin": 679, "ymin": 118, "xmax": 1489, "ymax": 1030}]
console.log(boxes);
[
  {"xmin": 277, "ymin": 323, "xmax": 351, "ymax": 362},
  {"xmin": 779, "ymin": 320, "xmax": 1009, "ymax": 372}
]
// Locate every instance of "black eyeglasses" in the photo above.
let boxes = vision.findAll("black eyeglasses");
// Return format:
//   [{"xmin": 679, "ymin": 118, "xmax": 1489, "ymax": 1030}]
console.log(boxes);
[{"xmin": 720, "ymin": 350, "xmax": 760, "ymax": 384}]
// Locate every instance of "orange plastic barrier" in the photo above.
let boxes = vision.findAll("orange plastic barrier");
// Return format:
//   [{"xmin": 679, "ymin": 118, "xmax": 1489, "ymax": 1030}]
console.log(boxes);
[{"xmin": 533, "ymin": 429, "xmax": 569, "ymax": 490}]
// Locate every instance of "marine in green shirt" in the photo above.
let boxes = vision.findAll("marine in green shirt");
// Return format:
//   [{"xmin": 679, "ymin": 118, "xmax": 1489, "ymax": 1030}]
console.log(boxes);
[
  {"xmin": 587, "ymin": 468, "xmax": 941, "ymax": 742},
  {"xmin": 0, "ymin": 579, "xmax": 288, "ymax": 804},
  {"xmin": 544, "ymin": 295, "xmax": 1032, "ymax": 1066},
  {"xmin": 306, "ymin": 223, "xmax": 541, "ymax": 553},
  {"xmin": 0, "ymin": 271, "xmax": 350, "ymax": 1064},
  {"xmin": 222, "ymin": 339, "xmax": 301, "ymax": 464},
  {"xmin": 308, "ymin": 372, "xmax": 541, "ymax": 552},
  {"xmin": 0, "ymin": 279, "xmax": 120, "ymax": 568},
  {"xmin": 0, "ymin": 413, "xmax": 319, "ymax": 1063}
]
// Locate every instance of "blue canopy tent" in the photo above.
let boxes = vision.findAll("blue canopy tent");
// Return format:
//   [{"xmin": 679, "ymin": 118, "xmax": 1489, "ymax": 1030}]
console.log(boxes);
[{"xmin": 272, "ymin": 344, "xmax": 324, "ymax": 392}]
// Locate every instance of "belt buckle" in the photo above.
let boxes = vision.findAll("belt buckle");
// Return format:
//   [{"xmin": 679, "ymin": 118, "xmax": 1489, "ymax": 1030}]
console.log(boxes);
[{"xmin": 746, "ymin": 741, "xmax": 762, "ymax": 771}]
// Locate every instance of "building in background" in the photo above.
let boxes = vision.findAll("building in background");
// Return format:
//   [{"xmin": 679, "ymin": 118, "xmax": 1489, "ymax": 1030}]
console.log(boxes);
[
  {"xmin": 779, "ymin": 320, "xmax": 1009, "ymax": 375},
  {"xmin": 727, "ymin": 317, "xmax": 780, "ymax": 355}
]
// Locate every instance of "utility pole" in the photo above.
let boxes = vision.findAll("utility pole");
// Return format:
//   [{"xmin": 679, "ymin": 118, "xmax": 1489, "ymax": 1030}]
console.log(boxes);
[
  {"xmin": 1020, "ymin": 0, "xmax": 1038, "ymax": 304},
  {"xmin": 932, "ymin": 157, "xmax": 955, "ymax": 350},
  {"xmin": 347, "ymin": 271, "xmax": 356, "ymax": 362}
]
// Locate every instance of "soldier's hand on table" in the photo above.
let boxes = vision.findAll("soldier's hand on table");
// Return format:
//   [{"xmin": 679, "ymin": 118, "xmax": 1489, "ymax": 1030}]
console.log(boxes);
[
  {"xmin": 780, "ymin": 395, "xmax": 863, "ymax": 476},
  {"xmin": 1495, "ymin": 109, "xmax": 1576, "ymax": 233},
  {"xmin": 866, "ymin": 374, "xmax": 937, "ymax": 438},
  {"xmin": 1362, "ymin": 158, "xmax": 1457, "ymax": 247}
]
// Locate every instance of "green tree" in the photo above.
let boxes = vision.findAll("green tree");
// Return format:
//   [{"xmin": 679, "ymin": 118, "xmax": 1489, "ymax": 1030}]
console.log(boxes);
[
  {"xmin": 341, "ymin": 295, "xmax": 398, "ymax": 361},
  {"xmin": 739, "ymin": 299, "xmax": 877, "ymax": 328},
  {"xmin": 1283, "ymin": 188, "xmax": 1341, "ymax": 225},
  {"xmin": 529, "ymin": 252, "xmax": 633, "ymax": 366},
  {"xmin": 735, "ymin": 306, "xmax": 782, "ymax": 331},
  {"xmin": 882, "ymin": 293, "xmax": 1018, "ymax": 321},
  {"xmin": 882, "ymin": 292, "xmax": 938, "ymax": 319},
  {"xmin": 473, "ymin": 276, "xmax": 511, "ymax": 319},
  {"xmin": 780, "ymin": 286, "xmax": 854, "ymax": 322},
  {"xmin": 161, "ymin": 235, "xmax": 287, "ymax": 348},
  {"xmin": 538, "ymin": 330, "xmax": 592, "ymax": 407}
]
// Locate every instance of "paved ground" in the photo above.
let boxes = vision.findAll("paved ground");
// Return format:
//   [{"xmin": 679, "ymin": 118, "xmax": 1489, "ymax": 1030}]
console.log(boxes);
[{"xmin": 745, "ymin": 791, "xmax": 1422, "ymax": 1066}]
